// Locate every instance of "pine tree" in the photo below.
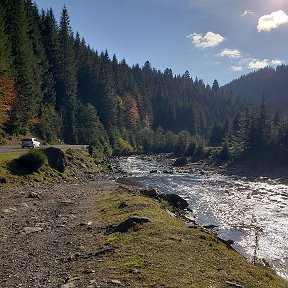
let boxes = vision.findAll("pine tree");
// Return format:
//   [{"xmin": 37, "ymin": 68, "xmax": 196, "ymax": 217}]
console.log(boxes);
[
  {"xmin": 57, "ymin": 6, "xmax": 78, "ymax": 143},
  {"xmin": 97, "ymin": 50, "xmax": 117, "ymax": 129},
  {"xmin": 4, "ymin": 0, "xmax": 43, "ymax": 134},
  {"xmin": 0, "ymin": 5, "xmax": 15, "ymax": 129},
  {"xmin": 0, "ymin": 6, "xmax": 13, "ymax": 77},
  {"xmin": 76, "ymin": 103, "xmax": 107, "ymax": 145}
]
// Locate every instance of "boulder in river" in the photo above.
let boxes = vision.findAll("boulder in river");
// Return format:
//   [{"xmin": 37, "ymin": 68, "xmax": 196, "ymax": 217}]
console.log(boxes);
[{"xmin": 173, "ymin": 157, "xmax": 188, "ymax": 167}]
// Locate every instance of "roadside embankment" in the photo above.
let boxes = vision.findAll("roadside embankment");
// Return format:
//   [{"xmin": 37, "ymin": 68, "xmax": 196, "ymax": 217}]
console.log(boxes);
[{"xmin": 0, "ymin": 147, "xmax": 105, "ymax": 187}]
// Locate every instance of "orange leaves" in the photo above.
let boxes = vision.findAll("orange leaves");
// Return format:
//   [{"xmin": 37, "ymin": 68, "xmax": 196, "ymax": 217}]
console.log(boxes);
[
  {"xmin": 122, "ymin": 95, "xmax": 140, "ymax": 128},
  {"xmin": 0, "ymin": 76, "xmax": 16, "ymax": 125}
]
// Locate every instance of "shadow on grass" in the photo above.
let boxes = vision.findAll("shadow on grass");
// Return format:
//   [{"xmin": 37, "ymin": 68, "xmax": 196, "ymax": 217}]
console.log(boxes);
[{"xmin": 7, "ymin": 159, "xmax": 34, "ymax": 175}]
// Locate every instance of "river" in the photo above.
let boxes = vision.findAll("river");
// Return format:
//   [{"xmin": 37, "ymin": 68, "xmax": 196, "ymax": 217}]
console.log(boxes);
[{"xmin": 116, "ymin": 155, "xmax": 288, "ymax": 279}]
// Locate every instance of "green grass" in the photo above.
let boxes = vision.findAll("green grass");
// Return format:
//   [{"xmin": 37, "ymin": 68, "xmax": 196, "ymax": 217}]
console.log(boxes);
[
  {"xmin": 0, "ymin": 148, "xmax": 104, "ymax": 187},
  {"xmin": 0, "ymin": 152, "xmax": 24, "ymax": 185},
  {"xmin": 71, "ymin": 189, "xmax": 288, "ymax": 288}
]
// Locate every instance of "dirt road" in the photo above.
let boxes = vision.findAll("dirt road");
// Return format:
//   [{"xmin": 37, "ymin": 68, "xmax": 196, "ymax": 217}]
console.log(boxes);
[{"xmin": 0, "ymin": 176, "xmax": 117, "ymax": 288}]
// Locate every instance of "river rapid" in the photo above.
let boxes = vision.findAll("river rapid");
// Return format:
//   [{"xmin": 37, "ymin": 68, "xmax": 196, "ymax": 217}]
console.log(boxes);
[{"xmin": 116, "ymin": 155, "xmax": 288, "ymax": 279}]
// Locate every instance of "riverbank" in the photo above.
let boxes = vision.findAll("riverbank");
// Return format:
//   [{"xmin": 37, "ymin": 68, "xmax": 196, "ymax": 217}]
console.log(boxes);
[
  {"xmin": 1, "ymin": 152, "xmax": 288, "ymax": 287},
  {"xmin": 1, "ymin": 179, "xmax": 288, "ymax": 288}
]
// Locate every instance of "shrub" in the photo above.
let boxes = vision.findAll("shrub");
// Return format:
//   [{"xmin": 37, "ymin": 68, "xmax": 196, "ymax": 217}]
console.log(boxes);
[
  {"xmin": 113, "ymin": 138, "xmax": 134, "ymax": 156},
  {"xmin": 17, "ymin": 150, "xmax": 47, "ymax": 172}
]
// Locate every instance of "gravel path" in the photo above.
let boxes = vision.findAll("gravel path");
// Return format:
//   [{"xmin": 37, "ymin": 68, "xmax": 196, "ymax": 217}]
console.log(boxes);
[{"xmin": 0, "ymin": 176, "xmax": 117, "ymax": 288}]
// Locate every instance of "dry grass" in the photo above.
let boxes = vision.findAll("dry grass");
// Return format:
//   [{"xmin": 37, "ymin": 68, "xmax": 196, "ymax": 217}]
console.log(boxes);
[{"xmin": 71, "ymin": 188, "xmax": 288, "ymax": 288}]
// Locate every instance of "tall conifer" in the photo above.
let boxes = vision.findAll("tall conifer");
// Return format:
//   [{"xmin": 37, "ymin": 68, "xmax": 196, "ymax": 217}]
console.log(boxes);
[{"xmin": 57, "ymin": 6, "xmax": 78, "ymax": 143}]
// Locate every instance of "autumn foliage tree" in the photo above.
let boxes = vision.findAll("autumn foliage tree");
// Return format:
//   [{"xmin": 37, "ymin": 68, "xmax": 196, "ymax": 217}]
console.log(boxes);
[
  {"xmin": 0, "ymin": 77, "xmax": 16, "ymax": 126},
  {"xmin": 123, "ymin": 95, "xmax": 140, "ymax": 129}
]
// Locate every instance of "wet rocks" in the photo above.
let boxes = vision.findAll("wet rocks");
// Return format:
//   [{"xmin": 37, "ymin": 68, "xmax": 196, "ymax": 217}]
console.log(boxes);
[
  {"xmin": 141, "ymin": 188, "xmax": 189, "ymax": 210},
  {"xmin": 141, "ymin": 188, "xmax": 163, "ymax": 199},
  {"xmin": 202, "ymin": 224, "xmax": 218, "ymax": 230},
  {"xmin": 107, "ymin": 216, "xmax": 150, "ymax": 233},
  {"xmin": 161, "ymin": 193, "xmax": 189, "ymax": 209},
  {"xmin": 173, "ymin": 157, "xmax": 188, "ymax": 167}
]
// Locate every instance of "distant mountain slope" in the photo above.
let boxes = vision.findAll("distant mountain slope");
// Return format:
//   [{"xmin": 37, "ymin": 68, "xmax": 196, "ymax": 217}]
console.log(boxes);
[{"xmin": 223, "ymin": 65, "xmax": 288, "ymax": 113}]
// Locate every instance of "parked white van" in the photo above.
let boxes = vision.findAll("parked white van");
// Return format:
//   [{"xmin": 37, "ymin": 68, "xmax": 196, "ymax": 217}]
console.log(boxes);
[{"xmin": 21, "ymin": 138, "xmax": 41, "ymax": 148}]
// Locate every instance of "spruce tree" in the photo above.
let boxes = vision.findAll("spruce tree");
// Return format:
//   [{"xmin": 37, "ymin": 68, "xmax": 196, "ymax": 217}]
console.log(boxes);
[
  {"xmin": 57, "ymin": 6, "xmax": 78, "ymax": 143},
  {"xmin": 4, "ymin": 0, "xmax": 43, "ymax": 134},
  {"xmin": 0, "ymin": 6, "xmax": 13, "ymax": 77}
]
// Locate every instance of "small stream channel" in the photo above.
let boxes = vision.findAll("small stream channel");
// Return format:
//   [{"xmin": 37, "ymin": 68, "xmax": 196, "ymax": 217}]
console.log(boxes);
[{"xmin": 116, "ymin": 155, "xmax": 288, "ymax": 279}]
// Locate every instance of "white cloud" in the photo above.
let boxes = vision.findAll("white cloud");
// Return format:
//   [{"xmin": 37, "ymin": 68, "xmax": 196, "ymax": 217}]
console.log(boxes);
[
  {"xmin": 218, "ymin": 49, "xmax": 241, "ymax": 58},
  {"xmin": 248, "ymin": 59, "xmax": 269, "ymax": 69},
  {"xmin": 271, "ymin": 59, "xmax": 283, "ymax": 66},
  {"xmin": 230, "ymin": 66, "xmax": 243, "ymax": 72},
  {"xmin": 247, "ymin": 58, "xmax": 283, "ymax": 69},
  {"xmin": 241, "ymin": 10, "xmax": 255, "ymax": 17},
  {"xmin": 257, "ymin": 10, "xmax": 288, "ymax": 32},
  {"xmin": 187, "ymin": 31, "xmax": 224, "ymax": 49}
]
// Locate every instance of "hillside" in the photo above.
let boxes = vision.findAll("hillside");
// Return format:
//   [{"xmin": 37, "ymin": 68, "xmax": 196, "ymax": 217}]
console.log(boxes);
[
  {"xmin": 223, "ymin": 65, "xmax": 288, "ymax": 113},
  {"xmin": 0, "ymin": 0, "xmax": 243, "ymax": 154}
]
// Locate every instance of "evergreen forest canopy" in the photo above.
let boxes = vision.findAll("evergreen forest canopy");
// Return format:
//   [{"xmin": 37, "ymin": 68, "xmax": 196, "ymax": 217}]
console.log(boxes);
[
  {"xmin": 1, "ymin": 0, "xmax": 288, "ymax": 164},
  {"xmin": 224, "ymin": 65, "xmax": 288, "ymax": 113}
]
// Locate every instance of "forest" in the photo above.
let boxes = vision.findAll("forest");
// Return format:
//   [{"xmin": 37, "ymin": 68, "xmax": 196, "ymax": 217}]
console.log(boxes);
[{"xmin": 1, "ymin": 0, "xmax": 288, "ymax": 164}]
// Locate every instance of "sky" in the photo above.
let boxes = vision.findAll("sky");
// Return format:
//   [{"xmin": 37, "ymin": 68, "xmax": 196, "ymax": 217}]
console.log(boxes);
[{"xmin": 34, "ymin": 0, "xmax": 288, "ymax": 86}]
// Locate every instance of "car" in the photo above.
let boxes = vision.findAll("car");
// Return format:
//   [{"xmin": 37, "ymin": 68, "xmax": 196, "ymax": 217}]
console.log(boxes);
[{"xmin": 21, "ymin": 138, "xmax": 41, "ymax": 148}]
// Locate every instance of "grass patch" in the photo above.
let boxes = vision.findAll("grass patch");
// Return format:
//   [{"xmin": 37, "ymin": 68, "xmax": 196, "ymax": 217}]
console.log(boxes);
[
  {"xmin": 13, "ymin": 150, "xmax": 47, "ymax": 173},
  {"xmin": 0, "ymin": 151, "xmax": 24, "ymax": 185},
  {"xmin": 71, "ymin": 189, "xmax": 288, "ymax": 287},
  {"xmin": 0, "ymin": 148, "xmax": 104, "ymax": 187}
]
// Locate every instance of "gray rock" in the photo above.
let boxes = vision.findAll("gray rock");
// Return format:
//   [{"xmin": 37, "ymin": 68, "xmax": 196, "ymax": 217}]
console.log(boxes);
[
  {"xmin": 202, "ymin": 224, "xmax": 218, "ymax": 229},
  {"xmin": 23, "ymin": 227, "xmax": 43, "ymax": 234},
  {"xmin": 118, "ymin": 202, "xmax": 128, "ymax": 209},
  {"xmin": 108, "ymin": 279, "xmax": 123, "ymax": 286},
  {"xmin": 129, "ymin": 268, "xmax": 140, "ymax": 274},
  {"xmin": 27, "ymin": 191, "xmax": 41, "ymax": 199},
  {"xmin": 61, "ymin": 283, "xmax": 76, "ymax": 288},
  {"xmin": 225, "ymin": 281, "xmax": 243, "ymax": 287},
  {"xmin": 141, "ymin": 188, "xmax": 163, "ymax": 199},
  {"xmin": 0, "ymin": 176, "xmax": 7, "ymax": 183},
  {"xmin": 107, "ymin": 216, "xmax": 150, "ymax": 233},
  {"xmin": 173, "ymin": 157, "xmax": 188, "ymax": 167},
  {"xmin": 44, "ymin": 147, "xmax": 66, "ymax": 172},
  {"xmin": 160, "ymin": 193, "xmax": 189, "ymax": 210}
]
